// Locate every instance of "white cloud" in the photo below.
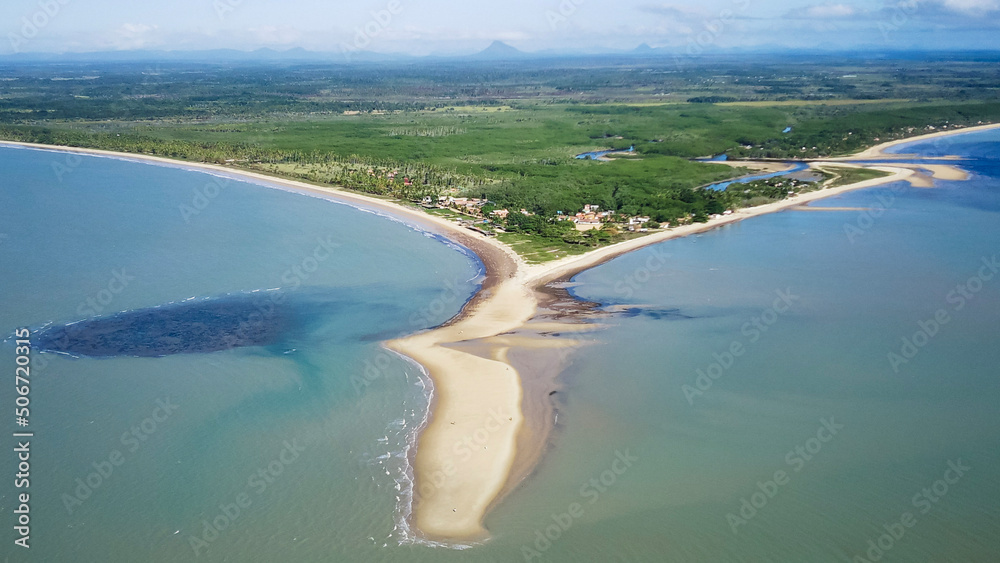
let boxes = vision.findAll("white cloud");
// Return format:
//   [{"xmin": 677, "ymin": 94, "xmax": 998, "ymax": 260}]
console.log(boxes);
[
  {"xmin": 638, "ymin": 4, "xmax": 707, "ymax": 19},
  {"xmin": 110, "ymin": 23, "xmax": 161, "ymax": 50},
  {"xmin": 939, "ymin": 0, "xmax": 1000, "ymax": 14},
  {"xmin": 2, "ymin": 0, "xmax": 998, "ymax": 54},
  {"xmin": 633, "ymin": 4, "xmax": 722, "ymax": 35},
  {"xmin": 247, "ymin": 25, "xmax": 302, "ymax": 46},
  {"xmin": 805, "ymin": 3, "xmax": 857, "ymax": 18},
  {"xmin": 785, "ymin": 3, "xmax": 862, "ymax": 19}
]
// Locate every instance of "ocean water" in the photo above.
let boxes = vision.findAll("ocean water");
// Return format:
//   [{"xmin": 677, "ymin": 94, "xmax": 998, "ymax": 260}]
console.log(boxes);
[
  {"xmin": 0, "ymin": 147, "xmax": 486, "ymax": 562},
  {"xmin": 2, "ymin": 128, "xmax": 999, "ymax": 563},
  {"xmin": 486, "ymin": 129, "xmax": 1000, "ymax": 562}
]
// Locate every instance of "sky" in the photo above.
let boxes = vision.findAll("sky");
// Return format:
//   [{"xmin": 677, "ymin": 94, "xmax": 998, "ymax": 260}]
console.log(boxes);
[{"xmin": 2, "ymin": 0, "xmax": 999, "ymax": 55}]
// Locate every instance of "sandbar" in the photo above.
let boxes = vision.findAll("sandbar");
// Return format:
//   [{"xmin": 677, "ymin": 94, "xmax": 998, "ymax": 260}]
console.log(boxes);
[{"xmin": 0, "ymin": 123, "xmax": 988, "ymax": 544}]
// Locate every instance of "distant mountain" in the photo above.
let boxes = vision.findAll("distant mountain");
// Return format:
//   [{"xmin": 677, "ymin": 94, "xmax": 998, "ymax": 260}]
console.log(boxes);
[
  {"xmin": 472, "ymin": 41, "xmax": 526, "ymax": 60},
  {"xmin": 3, "ymin": 44, "xmax": 994, "ymax": 65},
  {"xmin": 0, "ymin": 48, "xmax": 336, "ymax": 63}
]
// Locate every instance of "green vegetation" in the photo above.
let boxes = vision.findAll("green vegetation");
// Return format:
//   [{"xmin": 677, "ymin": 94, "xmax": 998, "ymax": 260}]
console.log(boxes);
[
  {"xmin": 496, "ymin": 233, "xmax": 596, "ymax": 264},
  {"xmin": 818, "ymin": 167, "xmax": 894, "ymax": 188},
  {"xmin": 1, "ymin": 55, "xmax": 996, "ymax": 258}
]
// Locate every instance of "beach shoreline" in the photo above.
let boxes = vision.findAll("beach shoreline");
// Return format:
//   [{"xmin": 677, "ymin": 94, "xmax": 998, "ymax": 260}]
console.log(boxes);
[
  {"xmin": 0, "ymin": 124, "xmax": 988, "ymax": 543},
  {"xmin": 519, "ymin": 166, "xmax": 914, "ymax": 286},
  {"xmin": 0, "ymin": 140, "xmax": 523, "ymax": 281},
  {"xmin": 837, "ymin": 122, "xmax": 999, "ymax": 159}
]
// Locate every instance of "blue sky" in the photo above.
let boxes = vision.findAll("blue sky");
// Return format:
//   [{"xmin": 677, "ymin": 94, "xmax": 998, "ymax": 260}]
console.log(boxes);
[{"xmin": 3, "ymin": 0, "xmax": 999, "ymax": 55}]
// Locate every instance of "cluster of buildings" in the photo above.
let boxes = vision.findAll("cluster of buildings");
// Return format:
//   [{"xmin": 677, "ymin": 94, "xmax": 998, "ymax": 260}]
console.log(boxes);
[
  {"xmin": 436, "ymin": 196, "xmax": 485, "ymax": 214},
  {"xmin": 748, "ymin": 177, "xmax": 809, "ymax": 196},
  {"xmin": 556, "ymin": 205, "xmax": 614, "ymax": 231},
  {"xmin": 423, "ymin": 196, "xmax": 532, "ymax": 219},
  {"xmin": 424, "ymin": 196, "xmax": 670, "ymax": 234},
  {"xmin": 373, "ymin": 169, "xmax": 414, "ymax": 186},
  {"xmin": 556, "ymin": 205, "xmax": 655, "ymax": 232}
]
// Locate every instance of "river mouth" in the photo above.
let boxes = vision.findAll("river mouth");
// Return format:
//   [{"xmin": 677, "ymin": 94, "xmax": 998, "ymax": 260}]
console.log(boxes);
[{"xmin": 702, "ymin": 161, "xmax": 812, "ymax": 191}]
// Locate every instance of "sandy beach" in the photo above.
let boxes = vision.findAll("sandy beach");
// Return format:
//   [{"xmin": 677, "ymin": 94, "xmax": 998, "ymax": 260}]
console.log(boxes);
[
  {"xmin": 840, "ymin": 122, "xmax": 999, "ymax": 159},
  {"xmin": 520, "ymin": 166, "xmax": 914, "ymax": 286},
  {"xmin": 712, "ymin": 160, "xmax": 798, "ymax": 175},
  {"xmin": 0, "ymin": 124, "xmax": 987, "ymax": 543},
  {"xmin": 0, "ymin": 140, "xmax": 515, "ymax": 266}
]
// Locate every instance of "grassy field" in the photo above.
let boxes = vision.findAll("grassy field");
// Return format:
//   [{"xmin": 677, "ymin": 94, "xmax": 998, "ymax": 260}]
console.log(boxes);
[
  {"xmin": 497, "ymin": 230, "xmax": 655, "ymax": 264},
  {"xmin": 717, "ymin": 99, "xmax": 915, "ymax": 107},
  {"xmin": 88, "ymin": 98, "xmax": 999, "ymax": 166},
  {"xmin": 496, "ymin": 233, "xmax": 597, "ymax": 264}
]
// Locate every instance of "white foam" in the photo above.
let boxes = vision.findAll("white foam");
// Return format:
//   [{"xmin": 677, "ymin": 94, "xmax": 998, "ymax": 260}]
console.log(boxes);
[{"xmin": 380, "ymin": 347, "xmax": 478, "ymax": 551}]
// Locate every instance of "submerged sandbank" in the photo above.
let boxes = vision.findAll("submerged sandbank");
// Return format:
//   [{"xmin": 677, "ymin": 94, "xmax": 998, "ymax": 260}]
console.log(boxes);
[{"xmin": 0, "ymin": 124, "xmax": 987, "ymax": 544}]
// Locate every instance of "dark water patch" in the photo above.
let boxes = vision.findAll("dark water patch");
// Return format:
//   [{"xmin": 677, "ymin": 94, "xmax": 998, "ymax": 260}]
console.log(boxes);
[
  {"xmin": 617, "ymin": 307, "xmax": 696, "ymax": 321},
  {"xmin": 34, "ymin": 290, "xmax": 295, "ymax": 358},
  {"xmin": 26, "ymin": 287, "xmax": 435, "ymax": 360}
]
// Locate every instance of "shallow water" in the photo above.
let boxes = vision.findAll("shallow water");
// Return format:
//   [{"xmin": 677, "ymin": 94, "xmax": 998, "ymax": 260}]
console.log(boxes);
[
  {"xmin": 0, "ymin": 147, "xmax": 484, "ymax": 562},
  {"xmin": 2, "ymin": 129, "xmax": 999, "ymax": 562},
  {"xmin": 492, "ymin": 128, "xmax": 1000, "ymax": 562}
]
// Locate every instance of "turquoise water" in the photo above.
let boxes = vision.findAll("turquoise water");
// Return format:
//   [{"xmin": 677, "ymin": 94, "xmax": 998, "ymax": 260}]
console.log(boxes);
[
  {"xmin": 494, "ymin": 129, "xmax": 1000, "ymax": 562},
  {"xmin": 0, "ymin": 147, "xmax": 486, "ymax": 562},
  {"xmin": 2, "ymin": 129, "xmax": 999, "ymax": 563}
]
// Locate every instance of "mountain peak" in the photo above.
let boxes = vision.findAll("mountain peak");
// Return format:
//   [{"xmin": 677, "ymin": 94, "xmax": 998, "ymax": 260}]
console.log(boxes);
[{"xmin": 475, "ymin": 40, "xmax": 524, "ymax": 59}]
